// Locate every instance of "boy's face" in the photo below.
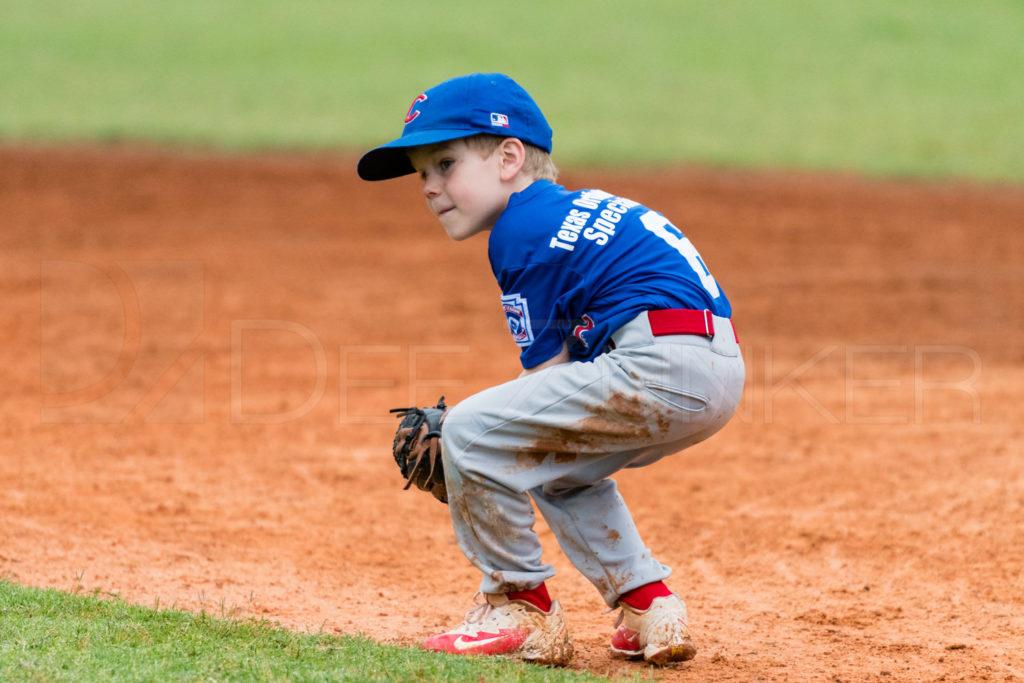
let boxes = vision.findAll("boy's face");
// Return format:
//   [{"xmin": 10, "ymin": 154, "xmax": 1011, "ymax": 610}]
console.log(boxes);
[{"xmin": 407, "ymin": 139, "xmax": 511, "ymax": 241}]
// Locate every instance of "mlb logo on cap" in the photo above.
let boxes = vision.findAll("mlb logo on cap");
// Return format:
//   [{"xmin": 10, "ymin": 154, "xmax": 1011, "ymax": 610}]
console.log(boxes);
[{"xmin": 490, "ymin": 112, "xmax": 510, "ymax": 128}]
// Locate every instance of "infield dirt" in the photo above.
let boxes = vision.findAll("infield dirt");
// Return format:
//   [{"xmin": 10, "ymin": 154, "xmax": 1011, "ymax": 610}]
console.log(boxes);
[{"xmin": 2, "ymin": 145, "xmax": 1022, "ymax": 681}]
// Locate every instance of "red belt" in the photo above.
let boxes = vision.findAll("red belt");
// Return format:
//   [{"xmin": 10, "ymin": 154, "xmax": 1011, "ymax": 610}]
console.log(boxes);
[{"xmin": 648, "ymin": 308, "xmax": 738, "ymax": 343}]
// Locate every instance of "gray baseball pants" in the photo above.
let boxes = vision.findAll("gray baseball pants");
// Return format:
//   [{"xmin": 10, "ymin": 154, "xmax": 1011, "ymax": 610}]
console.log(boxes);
[{"xmin": 441, "ymin": 311, "xmax": 745, "ymax": 607}]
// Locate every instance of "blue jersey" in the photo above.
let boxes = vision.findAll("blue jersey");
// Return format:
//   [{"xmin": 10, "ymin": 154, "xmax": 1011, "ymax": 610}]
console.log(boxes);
[{"xmin": 490, "ymin": 180, "xmax": 732, "ymax": 368}]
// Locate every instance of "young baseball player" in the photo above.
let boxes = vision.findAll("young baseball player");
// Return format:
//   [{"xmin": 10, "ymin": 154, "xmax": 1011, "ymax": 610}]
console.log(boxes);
[{"xmin": 358, "ymin": 73, "xmax": 744, "ymax": 666}]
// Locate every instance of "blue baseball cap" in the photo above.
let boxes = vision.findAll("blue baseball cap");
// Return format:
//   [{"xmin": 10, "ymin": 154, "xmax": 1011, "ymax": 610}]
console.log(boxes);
[{"xmin": 357, "ymin": 73, "xmax": 553, "ymax": 181}]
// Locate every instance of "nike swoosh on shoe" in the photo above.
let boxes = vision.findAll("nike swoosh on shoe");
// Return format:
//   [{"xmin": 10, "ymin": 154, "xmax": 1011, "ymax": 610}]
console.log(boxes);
[{"xmin": 452, "ymin": 633, "xmax": 503, "ymax": 651}]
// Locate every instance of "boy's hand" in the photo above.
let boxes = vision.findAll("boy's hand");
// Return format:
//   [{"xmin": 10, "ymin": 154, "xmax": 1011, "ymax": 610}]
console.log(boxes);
[{"xmin": 389, "ymin": 397, "xmax": 449, "ymax": 504}]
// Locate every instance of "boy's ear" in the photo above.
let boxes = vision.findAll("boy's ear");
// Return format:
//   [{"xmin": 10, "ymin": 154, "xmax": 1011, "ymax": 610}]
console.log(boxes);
[{"xmin": 497, "ymin": 137, "xmax": 527, "ymax": 181}]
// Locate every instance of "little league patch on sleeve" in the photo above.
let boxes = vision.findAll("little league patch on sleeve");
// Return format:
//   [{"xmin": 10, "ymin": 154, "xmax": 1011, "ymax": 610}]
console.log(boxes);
[{"xmin": 501, "ymin": 293, "xmax": 534, "ymax": 347}]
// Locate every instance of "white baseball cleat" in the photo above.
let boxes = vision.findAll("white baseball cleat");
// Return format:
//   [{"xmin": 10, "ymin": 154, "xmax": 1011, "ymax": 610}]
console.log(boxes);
[
  {"xmin": 423, "ymin": 592, "xmax": 572, "ymax": 665},
  {"xmin": 609, "ymin": 593, "xmax": 697, "ymax": 665}
]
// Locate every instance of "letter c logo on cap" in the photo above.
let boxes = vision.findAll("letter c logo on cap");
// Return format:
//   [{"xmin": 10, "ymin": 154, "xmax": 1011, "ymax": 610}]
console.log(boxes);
[{"xmin": 404, "ymin": 94, "xmax": 428, "ymax": 123}]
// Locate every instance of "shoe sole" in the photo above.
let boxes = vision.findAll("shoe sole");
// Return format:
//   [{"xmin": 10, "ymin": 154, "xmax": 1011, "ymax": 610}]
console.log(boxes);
[
  {"xmin": 610, "ymin": 645, "xmax": 644, "ymax": 659},
  {"xmin": 610, "ymin": 639, "xmax": 697, "ymax": 665},
  {"xmin": 645, "ymin": 639, "xmax": 697, "ymax": 665}
]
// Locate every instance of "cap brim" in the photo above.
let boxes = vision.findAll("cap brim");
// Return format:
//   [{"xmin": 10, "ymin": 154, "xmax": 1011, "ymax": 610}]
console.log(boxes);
[{"xmin": 357, "ymin": 128, "xmax": 480, "ymax": 181}]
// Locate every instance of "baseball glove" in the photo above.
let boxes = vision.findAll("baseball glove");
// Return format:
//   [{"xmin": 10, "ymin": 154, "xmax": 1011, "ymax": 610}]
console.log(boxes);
[{"xmin": 389, "ymin": 396, "xmax": 449, "ymax": 504}]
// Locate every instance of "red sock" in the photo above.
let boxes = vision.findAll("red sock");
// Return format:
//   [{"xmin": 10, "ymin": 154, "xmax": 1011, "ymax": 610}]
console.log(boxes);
[
  {"xmin": 507, "ymin": 582, "xmax": 552, "ymax": 612},
  {"xmin": 619, "ymin": 581, "xmax": 672, "ymax": 610}
]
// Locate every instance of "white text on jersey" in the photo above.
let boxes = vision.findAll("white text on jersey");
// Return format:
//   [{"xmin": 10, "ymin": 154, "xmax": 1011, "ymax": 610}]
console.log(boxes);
[{"xmin": 549, "ymin": 192, "xmax": 639, "ymax": 252}]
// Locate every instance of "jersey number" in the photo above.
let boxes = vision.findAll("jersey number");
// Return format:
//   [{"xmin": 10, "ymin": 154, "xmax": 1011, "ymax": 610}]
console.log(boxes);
[{"xmin": 640, "ymin": 211, "xmax": 721, "ymax": 298}]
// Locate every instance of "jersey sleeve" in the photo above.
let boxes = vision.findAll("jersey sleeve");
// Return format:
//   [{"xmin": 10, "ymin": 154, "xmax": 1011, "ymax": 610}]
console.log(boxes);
[{"xmin": 498, "ymin": 263, "xmax": 586, "ymax": 369}]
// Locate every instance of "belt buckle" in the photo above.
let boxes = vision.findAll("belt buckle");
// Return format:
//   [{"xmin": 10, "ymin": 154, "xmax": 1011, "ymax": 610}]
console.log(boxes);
[{"xmin": 703, "ymin": 309, "xmax": 715, "ymax": 338}]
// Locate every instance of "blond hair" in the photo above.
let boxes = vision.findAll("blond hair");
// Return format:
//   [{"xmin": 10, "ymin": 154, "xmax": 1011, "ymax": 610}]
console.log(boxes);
[{"xmin": 465, "ymin": 134, "xmax": 559, "ymax": 182}]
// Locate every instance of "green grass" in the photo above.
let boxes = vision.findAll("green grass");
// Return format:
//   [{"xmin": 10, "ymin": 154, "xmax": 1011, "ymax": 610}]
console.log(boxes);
[
  {"xmin": 1, "ymin": 0, "xmax": 1022, "ymax": 180},
  {"xmin": 0, "ymin": 580, "xmax": 613, "ymax": 682}
]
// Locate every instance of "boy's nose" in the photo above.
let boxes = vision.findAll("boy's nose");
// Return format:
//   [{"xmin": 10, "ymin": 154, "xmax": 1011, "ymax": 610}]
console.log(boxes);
[{"xmin": 422, "ymin": 174, "xmax": 441, "ymax": 198}]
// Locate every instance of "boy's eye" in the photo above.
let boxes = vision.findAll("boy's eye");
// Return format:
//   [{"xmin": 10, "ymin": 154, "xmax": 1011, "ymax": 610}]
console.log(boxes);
[{"xmin": 438, "ymin": 159, "xmax": 454, "ymax": 172}]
